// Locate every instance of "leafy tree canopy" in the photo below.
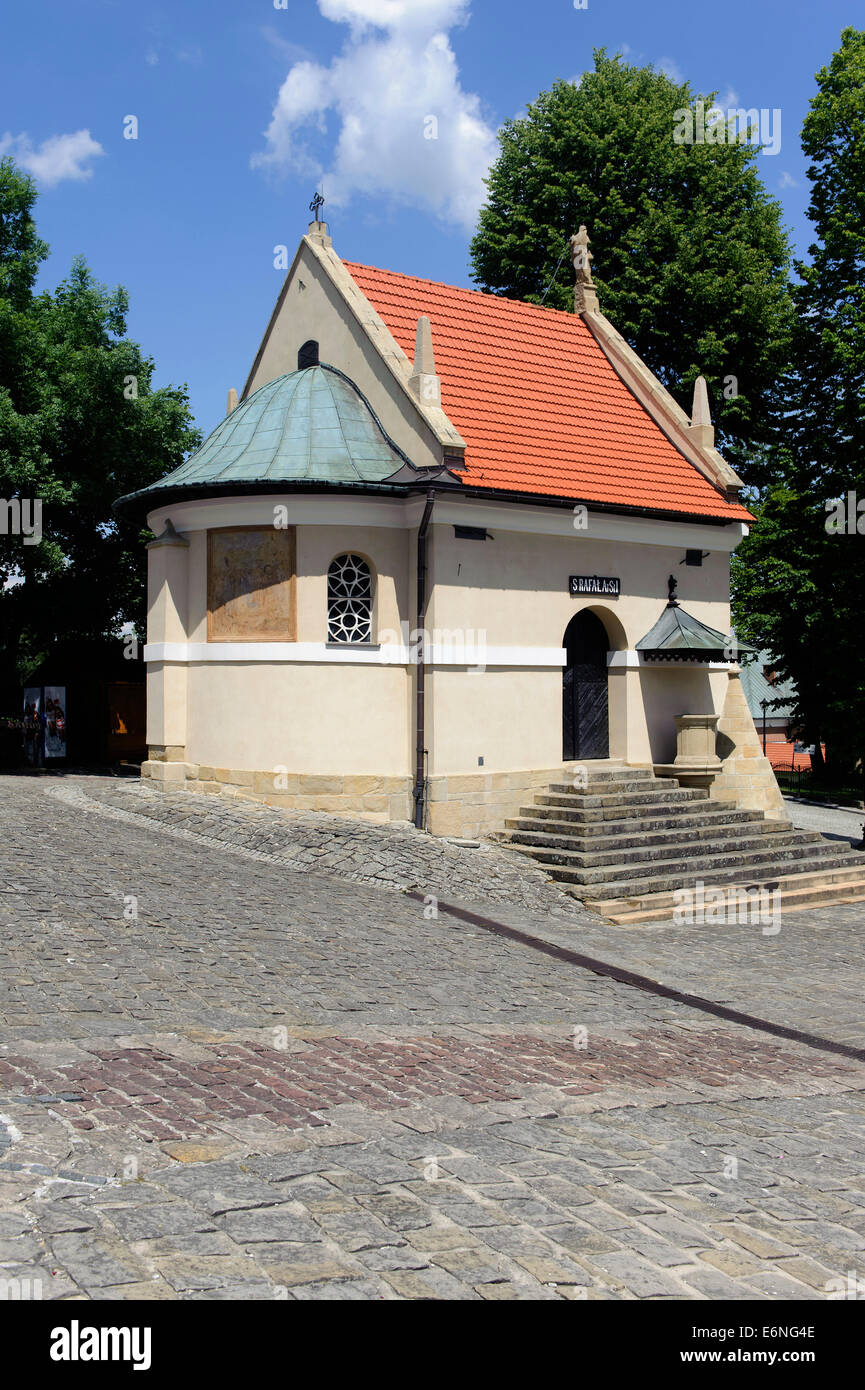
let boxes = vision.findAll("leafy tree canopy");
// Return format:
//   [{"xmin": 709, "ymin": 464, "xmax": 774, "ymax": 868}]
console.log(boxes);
[
  {"xmin": 470, "ymin": 50, "xmax": 794, "ymax": 480},
  {"xmin": 0, "ymin": 157, "xmax": 201, "ymax": 696},
  {"xmin": 732, "ymin": 29, "xmax": 865, "ymax": 773}
]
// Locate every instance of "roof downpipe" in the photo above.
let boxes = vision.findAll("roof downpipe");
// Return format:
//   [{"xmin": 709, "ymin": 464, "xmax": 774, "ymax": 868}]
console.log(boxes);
[{"xmin": 413, "ymin": 487, "xmax": 436, "ymax": 830}]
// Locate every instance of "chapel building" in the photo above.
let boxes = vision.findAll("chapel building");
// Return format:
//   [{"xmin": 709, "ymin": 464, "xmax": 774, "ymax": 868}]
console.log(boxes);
[{"xmin": 115, "ymin": 219, "xmax": 787, "ymax": 838}]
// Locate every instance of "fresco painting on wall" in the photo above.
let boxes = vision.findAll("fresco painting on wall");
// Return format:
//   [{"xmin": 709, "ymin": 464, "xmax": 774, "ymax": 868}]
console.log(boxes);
[{"xmin": 206, "ymin": 527, "xmax": 296, "ymax": 641}]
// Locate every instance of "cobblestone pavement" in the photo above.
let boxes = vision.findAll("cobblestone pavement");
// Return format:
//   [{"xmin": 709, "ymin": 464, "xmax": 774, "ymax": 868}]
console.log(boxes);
[
  {"xmin": 784, "ymin": 795, "xmax": 865, "ymax": 847},
  {"xmin": 1, "ymin": 774, "xmax": 865, "ymax": 1301},
  {"xmin": 60, "ymin": 775, "xmax": 583, "ymax": 918}
]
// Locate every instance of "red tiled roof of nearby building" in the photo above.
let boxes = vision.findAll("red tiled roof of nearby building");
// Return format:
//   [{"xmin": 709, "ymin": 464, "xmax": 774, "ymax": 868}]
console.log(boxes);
[{"xmin": 344, "ymin": 261, "xmax": 753, "ymax": 522}]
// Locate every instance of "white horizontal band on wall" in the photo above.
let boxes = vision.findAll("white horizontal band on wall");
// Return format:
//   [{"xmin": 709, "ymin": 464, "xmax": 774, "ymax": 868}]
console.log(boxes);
[
  {"xmin": 426, "ymin": 645, "xmax": 567, "ymax": 667},
  {"xmin": 143, "ymin": 642, "xmax": 568, "ymax": 667},
  {"xmin": 146, "ymin": 494, "xmax": 747, "ymax": 553},
  {"xmin": 144, "ymin": 642, "xmax": 410, "ymax": 665},
  {"xmin": 144, "ymin": 643, "xmax": 734, "ymax": 670}
]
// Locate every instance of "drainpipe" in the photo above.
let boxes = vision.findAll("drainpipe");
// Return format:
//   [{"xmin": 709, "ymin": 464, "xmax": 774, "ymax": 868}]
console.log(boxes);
[{"xmin": 413, "ymin": 488, "xmax": 436, "ymax": 829}]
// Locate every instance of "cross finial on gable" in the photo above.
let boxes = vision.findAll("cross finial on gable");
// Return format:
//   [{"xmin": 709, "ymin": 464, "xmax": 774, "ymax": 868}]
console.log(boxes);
[{"xmin": 306, "ymin": 190, "xmax": 332, "ymax": 248}]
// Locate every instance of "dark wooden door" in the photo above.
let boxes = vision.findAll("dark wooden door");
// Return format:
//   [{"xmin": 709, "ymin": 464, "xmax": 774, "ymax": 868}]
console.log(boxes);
[{"xmin": 563, "ymin": 611, "xmax": 609, "ymax": 760}]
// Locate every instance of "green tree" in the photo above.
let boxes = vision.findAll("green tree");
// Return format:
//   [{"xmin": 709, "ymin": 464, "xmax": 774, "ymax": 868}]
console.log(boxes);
[
  {"xmin": 470, "ymin": 50, "xmax": 794, "ymax": 480},
  {"xmin": 0, "ymin": 157, "xmax": 200, "ymax": 700},
  {"xmin": 732, "ymin": 28, "xmax": 865, "ymax": 779}
]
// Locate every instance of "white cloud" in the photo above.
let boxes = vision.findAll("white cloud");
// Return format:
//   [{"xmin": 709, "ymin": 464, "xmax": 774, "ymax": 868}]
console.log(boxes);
[
  {"xmin": 253, "ymin": 0, "xmax": 496, "ymax": 231},
  {"xmin": 0, "ymin": 130, "xmax": 104, "ymax": 186},
  {"xmin": 779, "ymin": 171, "xmax": 799, "ymax": 188},
  {"xmin": 657, "ymin": 56, "xmax": 684, "ymax": 85},
  {"xmin": 260, "ymin": 25, "xmax": 312, "ymax": 65},
  {"xmin": 318, "ymin": 0, "xmax": 469, "ymax": 31}
]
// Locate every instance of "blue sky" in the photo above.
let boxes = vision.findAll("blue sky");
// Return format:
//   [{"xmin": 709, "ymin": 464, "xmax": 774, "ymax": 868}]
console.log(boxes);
[{"xmin": 1, "ymin": 0, "xmax": 855, "ymax": 441}]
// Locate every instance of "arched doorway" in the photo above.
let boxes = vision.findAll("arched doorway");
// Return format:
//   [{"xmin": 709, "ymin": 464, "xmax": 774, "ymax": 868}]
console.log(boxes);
[{"xmin": 563, "ymin": 610, "xmax": 609, "ymax": 760}]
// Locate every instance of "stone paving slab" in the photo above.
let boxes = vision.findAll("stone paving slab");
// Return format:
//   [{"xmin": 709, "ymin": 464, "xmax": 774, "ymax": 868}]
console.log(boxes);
[
  {"xmin": 4, "ymin": 1088, "xmax": 865, "ymax": 1302},
  {"xmin": 1, "ymin": 774, "xmax": 865, "ymax": 1301}
]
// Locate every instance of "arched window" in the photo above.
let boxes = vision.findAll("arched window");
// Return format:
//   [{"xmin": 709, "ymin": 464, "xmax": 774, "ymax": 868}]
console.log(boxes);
[
  {"xmin": 298, "ymin": 339, "xmax": 319, "ymax": 369},
  {"xmin": 327, "ymin": 553, "xmax": 373, "ymax": 643}
]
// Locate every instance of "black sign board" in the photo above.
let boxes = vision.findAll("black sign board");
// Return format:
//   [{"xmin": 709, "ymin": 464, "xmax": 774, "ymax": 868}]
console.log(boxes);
[{"xmin": 569, "ymin": 574, "xmax": 621, "ymax": 597}]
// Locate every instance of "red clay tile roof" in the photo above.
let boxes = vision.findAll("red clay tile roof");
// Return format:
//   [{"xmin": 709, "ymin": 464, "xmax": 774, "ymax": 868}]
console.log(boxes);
[{"xmin": 344, "ymin": 261, "xmax": 752, "ymax": 522}]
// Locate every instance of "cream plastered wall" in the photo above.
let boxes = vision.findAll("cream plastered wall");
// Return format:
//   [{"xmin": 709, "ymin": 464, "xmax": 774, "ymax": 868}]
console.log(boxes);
[
  {"xmin": 179, "ymin": 516, "xmax": 414, "ymax": 775},
  {"xmin": 145, "ymin": 533, "xmax": 189, "ymax": 751},
  {"xmin": 427, "ymin": 667, "xmax": 561, "ymax": 775},
  {"xmin": 425, "ymin": 522, "xmax": 731, "ymax": 648},
  {"xmin": 638, "ymin": 666, "xmax": 731, "ymax": 765},
  {"xmin": 423, "ymin": 665, "xmax": 730, "ymax": 774},
  {"xmin": 145, "ymin": 664, "xmax": 187, "ymax": 751},
  {"xmin": 183, "ymin": 521, "xmax": 408, "ymax": 647},
  {"xmin": 185, "ymin": 661, "xmax": 410, "ymax": 776},
  {"xmin": 424, "ymin": 521, "xmax": 732, "ymax": 772},
  {"xmin": 143, "ymin": 493, "xmax": 745, "ymax": 786},
  {"xmin": 295, "ymin": 524, "xmax": 408, "ymax": 644},
  {"xmin": 186, "ymin": 528, "xmax": 207, "ymax": 643},
  {"xmin": 244, "ymin": 241, "xmax": 446, "ymax": 469}
]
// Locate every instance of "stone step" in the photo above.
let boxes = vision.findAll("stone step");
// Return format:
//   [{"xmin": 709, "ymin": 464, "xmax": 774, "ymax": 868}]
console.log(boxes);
[
  {"xmin": 505, "ymin": 806, "xmax": 767, "ymax": 838},
  {"xmin": 521, "ymin": 800, "xmax": 759, "ymax": 829},
  {"xmin": 546, "ymin": 779, "xmax": 682, "ymax": 798},
  {"xmin": 502, "ymin": 817, "xmax": 799, "ymax": 858},
  {"xmin": 558, "ymin": 844, "xmax": 857, "ymax": 900},
  {"xmin": 507, "ymin": 829, "xmax": 823, "ymax": 878},
  {"xmin": 535, "ymin": 787, "xmax": 708, "ymax": 812},
  {"xmin": 591, "ymin": 862, "xmax": 865, "ymax": 923},
  {"xmin": 560, "ymin": 767, "xmax": 655, "ymax": 783},
  {"xmin": 499, "ymin": 768, "xmax": 859, "ymax": 922}
]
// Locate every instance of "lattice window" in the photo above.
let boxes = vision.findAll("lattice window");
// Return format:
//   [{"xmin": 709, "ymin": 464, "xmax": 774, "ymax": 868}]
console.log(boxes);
[{"xmin": 327, "ymin": 553, "xmax": 373, "ymax": 643}]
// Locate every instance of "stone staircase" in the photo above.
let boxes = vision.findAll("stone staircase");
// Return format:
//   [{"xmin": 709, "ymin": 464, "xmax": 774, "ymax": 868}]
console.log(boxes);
[{"xmin": 495, "ymin": 767, "xmax": 865, "ymax": 924}]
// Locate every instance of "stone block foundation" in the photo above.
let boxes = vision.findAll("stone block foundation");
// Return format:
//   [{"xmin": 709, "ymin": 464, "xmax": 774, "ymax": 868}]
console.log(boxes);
[
  {"xmin": 141, "ymin": 757, "xmax": 412, "ymax": 823},
  {"xmin": 140, "ymin": 756, "xmax": 605, "ymax": 837},
  {"xmin": 425, "ymin": 764, "xmax": 625, "ymax": 839}
]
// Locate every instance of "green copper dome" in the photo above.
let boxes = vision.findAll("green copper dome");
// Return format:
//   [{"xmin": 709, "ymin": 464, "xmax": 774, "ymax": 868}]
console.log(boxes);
[{"xmin": 115, "ymin": 364, "xmax": 413, "ymax": 513}]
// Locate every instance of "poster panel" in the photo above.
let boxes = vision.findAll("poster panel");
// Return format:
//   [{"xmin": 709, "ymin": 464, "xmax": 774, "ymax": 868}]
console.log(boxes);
[
  {"xmin": 22, "ymin": 687, "xmax": 42, "ymax": 765},
  {"xmin": 44, "ymin": 685, "xmax": 67, "ymax": 759}
]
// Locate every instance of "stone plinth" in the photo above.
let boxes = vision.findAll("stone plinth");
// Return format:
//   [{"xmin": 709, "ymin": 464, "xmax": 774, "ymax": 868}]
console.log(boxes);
[{"xmin": 654, "ymin": 713, "xmax": 722, "ymax": 789}]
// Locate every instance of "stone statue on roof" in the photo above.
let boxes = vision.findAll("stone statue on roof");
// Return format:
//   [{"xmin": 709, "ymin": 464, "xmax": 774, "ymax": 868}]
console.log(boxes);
[{"xmin": 569, "ymin": 225, "xmax": 599, "ymax": 313}]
